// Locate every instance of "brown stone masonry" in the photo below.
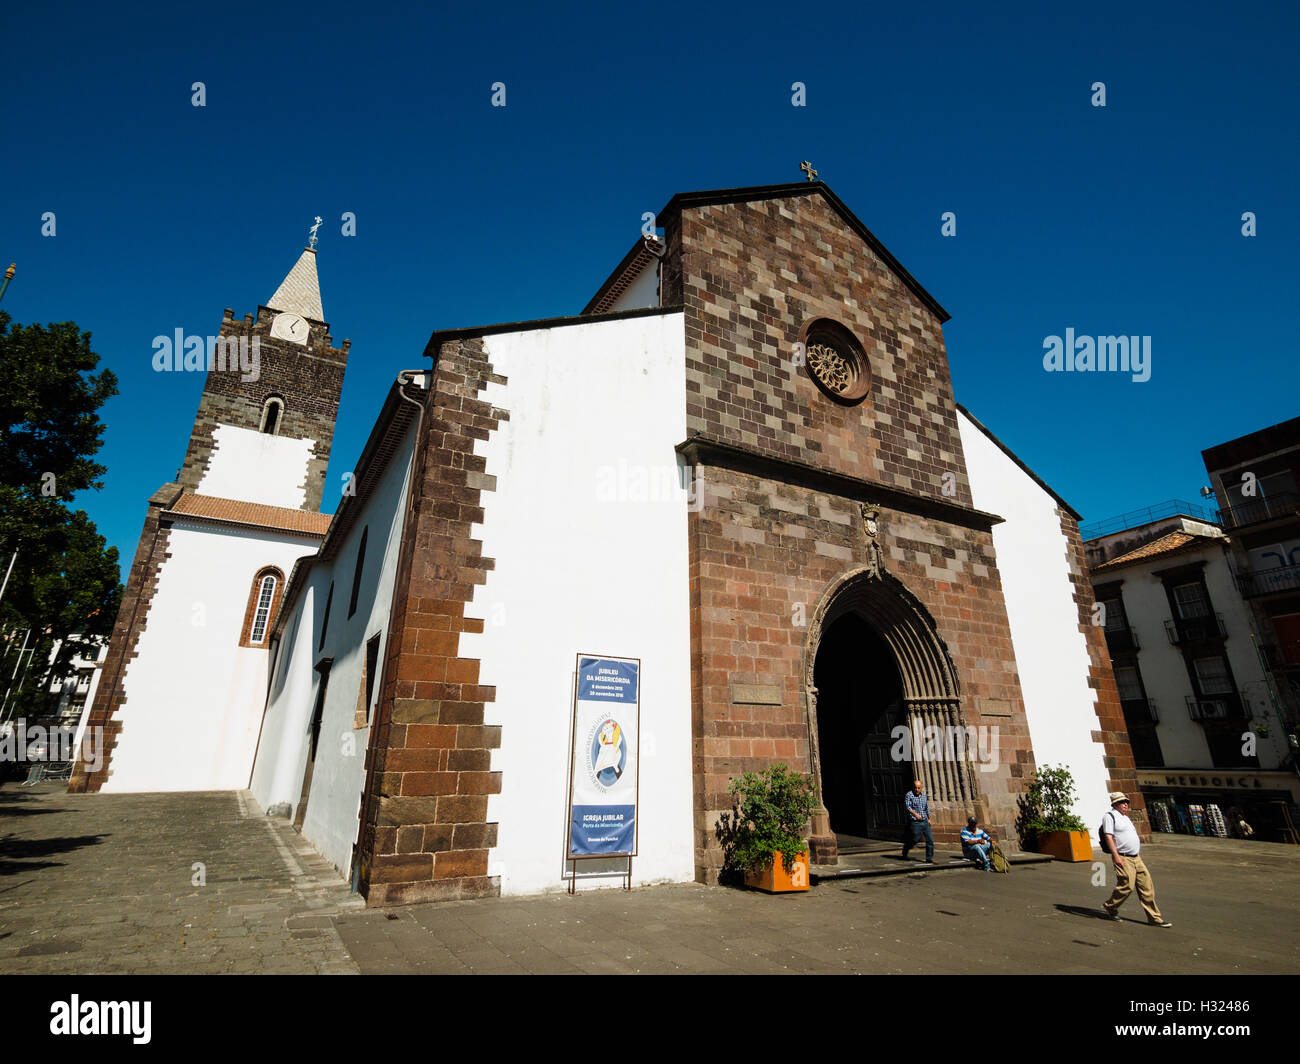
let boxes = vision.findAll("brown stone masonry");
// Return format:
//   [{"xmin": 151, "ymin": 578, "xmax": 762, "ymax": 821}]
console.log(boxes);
[
  {"xmin": 675, "ymin": 192, "xmax": 973, "ymax": 506},
  {"xmin": 178, "ymin": 308, "xmax": 349, "ymax": 511},
  {"xmin": 685, "ymin": 461, "xmax": 1035, "ymax": 881},
  {"xmin": 672, "ymin": 188, "xmax": 1035, "ymax": 881},
  {"xmin": 355, "ymin": 339, "xmax": 508, "ymax": 905},
  {"xmin": 68, "ymin": 484, "xmax": 182, "ymax": 793},
  {"xmin": 1057, "ymin": 505, "xmax": 1146, "ymax": 837}
]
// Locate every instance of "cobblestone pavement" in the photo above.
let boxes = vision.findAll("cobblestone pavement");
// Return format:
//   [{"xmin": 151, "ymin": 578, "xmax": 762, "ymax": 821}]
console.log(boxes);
[
  {"xmin": 3, "ymin": 782, "xmax": 1298, "ymax": 975},
  {"xmin": 0, "ymin": 782, "xmax": 360, "ymax": 974},
  {"xmin": 334, "ymin": 833, "xmax": 1300, "ymax": 974}
]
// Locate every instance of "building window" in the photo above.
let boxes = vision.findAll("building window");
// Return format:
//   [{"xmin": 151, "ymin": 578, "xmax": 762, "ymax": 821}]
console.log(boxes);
[
  {"xmin": 319, "ymin": 581, "xmax": 334, "ymax": 652},
  {"xmin": 348, "ymin": 527, "xmax": 368, "ymax": 619},
  {"xmin": 260, "ymin": 396, "xmax": 285, "ymax": 436},
  {"xmin": 354, "ymin": 632, "xmax": 383, "ymax": 729},
  {"xmin": 1101, "ymin": 597, "xmax": 1128, "ymax": 631},
  {"xmin": 1193, "ymin": 655, "xmax": 1233, "ymax": 695},
  {"xmin": 239, "ymin": 566, "xmax": 286, "ymax": 648},
  {"xmin": 1172, "ymin": 581, "xmax": 1211, "ymax": 619},
  {"xmin": 1114, "ymin": 665, "xmax": 1144, "ymax": 701}
]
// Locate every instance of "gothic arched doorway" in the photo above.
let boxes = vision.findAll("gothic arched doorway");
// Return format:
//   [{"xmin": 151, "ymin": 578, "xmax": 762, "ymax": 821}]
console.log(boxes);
[
  {"xmin": 814, "ymin": 612, "xmax": 910, "ymax": 838},
  {"xmin": 803, "ymin": 566, "xmax": 973, "ymax": 862}
]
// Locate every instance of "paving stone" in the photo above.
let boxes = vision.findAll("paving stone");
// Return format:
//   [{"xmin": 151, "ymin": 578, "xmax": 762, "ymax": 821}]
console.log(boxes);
[
  {"xmin": 6, "ymin": 783, "xmax": 1299, "ymax": 975},
  {"xmin": 0, "ymin": 784, "xmax": 360, "ymax": 975}
]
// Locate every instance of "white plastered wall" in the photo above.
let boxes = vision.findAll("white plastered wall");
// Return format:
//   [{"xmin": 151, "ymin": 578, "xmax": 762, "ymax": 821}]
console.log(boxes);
[
  {"xmin": 958, "ymin": 410, "xmax": 1112, "ymax": 837},
  {"xmin": 250, "ymin": 424, "xmax": 417, "ymax": 877},
  {"xmin": 102, "ymin": 521, "xmax": 320, "ymax": 793},
  {"xmin": 198, "ymin": 424, "xmax": 315, "ymax": 508},
  {"xmin": 607, "ymin": 260, "xmax": 660, "ymax": 312},
  {"xmin": 461, "ymin": 312, "xmax": 695, "ymax": 895}
]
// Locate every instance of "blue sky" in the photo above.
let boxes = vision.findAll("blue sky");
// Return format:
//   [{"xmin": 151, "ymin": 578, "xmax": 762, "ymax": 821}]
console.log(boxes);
[{"xmin": 2, "ymin": 0, "xmax": 1296, "ymax": 564}]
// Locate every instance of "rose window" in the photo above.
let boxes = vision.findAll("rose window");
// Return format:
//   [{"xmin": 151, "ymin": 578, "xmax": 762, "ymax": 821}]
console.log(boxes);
[{"xmin": 801, "ymin": 319, "xmax": 871, "ymax": 404}]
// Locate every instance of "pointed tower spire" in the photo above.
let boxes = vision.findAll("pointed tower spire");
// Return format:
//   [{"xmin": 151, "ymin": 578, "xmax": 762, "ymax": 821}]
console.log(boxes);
[{"xmin": 267, "ymin": 247, "xmax": 324, "ymax": 321}]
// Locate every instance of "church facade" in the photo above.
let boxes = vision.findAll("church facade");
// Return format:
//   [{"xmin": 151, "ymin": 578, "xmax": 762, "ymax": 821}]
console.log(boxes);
[{"xmin": 72, "ymin": 181, "xmax": 1139, "ymax": 905}]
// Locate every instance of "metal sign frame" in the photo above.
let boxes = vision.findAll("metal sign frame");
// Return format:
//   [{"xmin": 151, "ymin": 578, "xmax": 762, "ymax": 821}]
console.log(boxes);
[{"xmin": 564, "ymin": 652, "xmax": 641, "ymax": 893}]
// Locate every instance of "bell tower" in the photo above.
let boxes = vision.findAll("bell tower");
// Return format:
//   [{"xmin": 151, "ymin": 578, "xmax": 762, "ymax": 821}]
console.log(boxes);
[{"xmin": 177, "ymin": 241, "xmax": 350, "ymax": 512}]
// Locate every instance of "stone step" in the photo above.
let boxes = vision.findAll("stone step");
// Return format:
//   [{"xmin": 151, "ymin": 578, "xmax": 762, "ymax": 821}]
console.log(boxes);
[{"xmin": 811, "ymin": 850, "xmax": 1055, "ymax": 883}]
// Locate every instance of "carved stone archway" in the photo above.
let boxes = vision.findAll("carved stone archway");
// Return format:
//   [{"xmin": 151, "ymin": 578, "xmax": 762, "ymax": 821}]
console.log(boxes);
[{"xmin": 802, "ymin": 567, "xmax": 971, "ymax": 864}]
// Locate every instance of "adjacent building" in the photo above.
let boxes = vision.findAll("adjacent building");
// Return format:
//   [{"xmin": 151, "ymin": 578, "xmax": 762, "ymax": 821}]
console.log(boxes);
[{"xmin": 1084, "ymin": 490, "xmax": 1300, "ymax": 842}]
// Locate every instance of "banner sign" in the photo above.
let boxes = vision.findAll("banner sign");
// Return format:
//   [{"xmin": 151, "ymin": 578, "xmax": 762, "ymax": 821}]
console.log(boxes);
[{"xmin": 568, "ymin": 654, "xmax": 640, "ymax": 857}]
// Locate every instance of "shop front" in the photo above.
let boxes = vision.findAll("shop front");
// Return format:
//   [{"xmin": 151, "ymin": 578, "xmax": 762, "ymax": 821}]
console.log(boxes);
[{"xmin": 1136, "ymin": 770, "xmax": 1300, "ymax": 843}]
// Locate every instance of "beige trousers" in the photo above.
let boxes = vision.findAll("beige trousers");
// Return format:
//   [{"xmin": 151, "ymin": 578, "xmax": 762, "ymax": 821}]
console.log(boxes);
[{"xmin": 1104, "ymin": 854, "xmax": 1164, "ymax": 923}]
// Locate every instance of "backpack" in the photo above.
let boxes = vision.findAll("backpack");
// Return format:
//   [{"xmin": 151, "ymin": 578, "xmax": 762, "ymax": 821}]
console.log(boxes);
[
  {"xmin": 990, "ymin": 842, "xmax": 1010, "ymax": 874},
  {"xmin": 1098, "ymin": 810, "xmax": 1116, "ymax": 853}
]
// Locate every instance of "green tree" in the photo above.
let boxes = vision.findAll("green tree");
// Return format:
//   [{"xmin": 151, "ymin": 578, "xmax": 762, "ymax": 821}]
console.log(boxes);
[{"xmin": 0, "ymin": 311, "xmax": 121, "ymax": 716}]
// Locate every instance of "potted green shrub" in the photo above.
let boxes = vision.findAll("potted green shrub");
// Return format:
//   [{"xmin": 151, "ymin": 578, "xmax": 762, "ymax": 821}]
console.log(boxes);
[
  {"xmin": 1018, "ymin": 763, "xmax": 1091, "ymax": 861},
  {"xmin": 715, "ymin": 763, "xmax": 818, "ymax": 892}
]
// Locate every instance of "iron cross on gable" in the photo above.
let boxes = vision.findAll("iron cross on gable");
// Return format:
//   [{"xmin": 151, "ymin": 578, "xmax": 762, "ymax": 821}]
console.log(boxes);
[{"xmin": 800, "ymin": 160, "xmax": 818, "ymax": 181}]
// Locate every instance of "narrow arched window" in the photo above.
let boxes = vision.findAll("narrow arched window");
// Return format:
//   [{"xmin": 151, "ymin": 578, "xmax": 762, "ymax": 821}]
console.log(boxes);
[
  {"xmin": 319, "ymin": 581, "xmax": 334, "ymax": 651},
  {"xmin": 240, "ymin": 566, "xmax": 286, "ymax": 647},
  {"xmin": 260, "ymin": 396, "xmax": 285, "ymax": 435},
  {"xmin": 348, "ymin": 527, "xmax": 368, "ymax": 618}
]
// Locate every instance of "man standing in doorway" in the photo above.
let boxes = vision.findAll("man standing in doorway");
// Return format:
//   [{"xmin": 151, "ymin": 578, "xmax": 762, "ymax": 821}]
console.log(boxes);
[
  {"xmin": 902, "ymin": 778, "xmax": 934, "ymax": 863},
  {"xmin": 1101, "ymin": 792, "xmax": 1173, "ymax": 927}
]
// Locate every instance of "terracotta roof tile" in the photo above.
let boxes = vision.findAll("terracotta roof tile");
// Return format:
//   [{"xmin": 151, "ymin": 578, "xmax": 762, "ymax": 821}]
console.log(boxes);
[
  {"xmin": 1093, "ymin": 531, "xmax": 1208, "ymax": 572},
  {"xmin": 168, "ymin": 492, "xmax": 332, "ymax": 537}
]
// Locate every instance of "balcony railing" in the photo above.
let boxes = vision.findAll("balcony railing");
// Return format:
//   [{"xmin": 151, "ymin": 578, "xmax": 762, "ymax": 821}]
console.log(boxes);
[
  {"xmin": 1185, "ymin": 694, "xmax": 1244, "ymax": 721},
  {"xmin": 1236, "ymin": 563, "xmax": 1300, "ymax": 599},
  {"xmin": 1186, "ymin": 696, "xmax": 1228, "ymax": 720},
  {"xmin": 1165, "ymin": 612, "xmax": 1227, "ymax": 645},
  {"xmin": 1104, "ymin": 626, "xmax": 1140, "ymax": 653},
  {"xmin": 1217, "ymin": 490, "xmax": 1300, "ymax": 531},
  {"xmin": 1080, "ymin": 499, "xmax": 1218, "ymax": 541}
]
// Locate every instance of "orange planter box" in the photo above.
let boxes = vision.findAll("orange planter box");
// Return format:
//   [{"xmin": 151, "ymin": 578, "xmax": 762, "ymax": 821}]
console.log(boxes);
[
  {"xmin": 744, "ymin": 850, "xmax": 810, "ymax": 893},
  {"xmin": 1037, "ymin": 830, "xmax": 1093, "ymax": 862}
]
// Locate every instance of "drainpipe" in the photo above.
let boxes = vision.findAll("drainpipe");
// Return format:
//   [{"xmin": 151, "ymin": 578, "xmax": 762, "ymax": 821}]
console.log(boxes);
[{"xmin": 350, "ymin": 369, "xmax": 429, "ymax": 894}]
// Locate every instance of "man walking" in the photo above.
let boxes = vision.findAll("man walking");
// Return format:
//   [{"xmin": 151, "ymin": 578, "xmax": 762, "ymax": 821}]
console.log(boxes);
[
  {"xmin": 1100, "ymin": 791, "xmax": 1172, "ymax": 927},
  {"xmin": 902, "ymin": 779, "xmax": 934, "ymax": 863}
]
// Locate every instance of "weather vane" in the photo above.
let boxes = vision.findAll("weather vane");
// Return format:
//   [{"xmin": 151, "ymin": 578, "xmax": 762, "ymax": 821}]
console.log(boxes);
[{"xmin": 308, "ymin": 216, "xmax": 323, "ymax": 250}]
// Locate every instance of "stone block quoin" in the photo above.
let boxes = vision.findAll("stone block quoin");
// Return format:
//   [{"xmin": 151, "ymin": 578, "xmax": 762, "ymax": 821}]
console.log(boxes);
[
  {"xmin": 356, "ymin": 337, "xmax": 510, "ymax": 905},
  {"xmin": 68, "ymin": 485, "xmax": 181, "ymax": 793},
  {"xmin": 1058, "ymin": 504, "xmax": 1145, "ymax": 837}
]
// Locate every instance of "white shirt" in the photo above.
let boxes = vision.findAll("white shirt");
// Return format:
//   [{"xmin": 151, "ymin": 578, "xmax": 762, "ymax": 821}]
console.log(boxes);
[{"xmin": 1102, "ymin": 808, "xmax": 1140, "ymax": 856}]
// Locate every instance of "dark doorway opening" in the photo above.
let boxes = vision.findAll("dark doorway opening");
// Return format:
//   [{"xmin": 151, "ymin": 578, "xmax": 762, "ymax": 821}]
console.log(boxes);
[
  {"xmin": 294, "ymin": 658, "xmax": 332, "ymax": 832},
  {"xmin": 814, "ymin": 612, "xmax": 911, "ymax": 840}
]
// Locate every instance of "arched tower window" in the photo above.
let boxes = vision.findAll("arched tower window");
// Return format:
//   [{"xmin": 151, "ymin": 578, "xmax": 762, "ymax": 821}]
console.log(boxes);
[
  {"xmin": 260, "ymin": 396, "xmax": 285, "ymax": 436},
  {"xmin": 240, "ymin": 566, "xmax": 286, "ymax": 647}
]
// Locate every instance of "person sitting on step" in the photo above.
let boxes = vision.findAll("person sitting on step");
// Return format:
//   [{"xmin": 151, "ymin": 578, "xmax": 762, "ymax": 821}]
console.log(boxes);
[{"xmin": 960, "ymin": 816, "xmax": 994, "ymax": 870}]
